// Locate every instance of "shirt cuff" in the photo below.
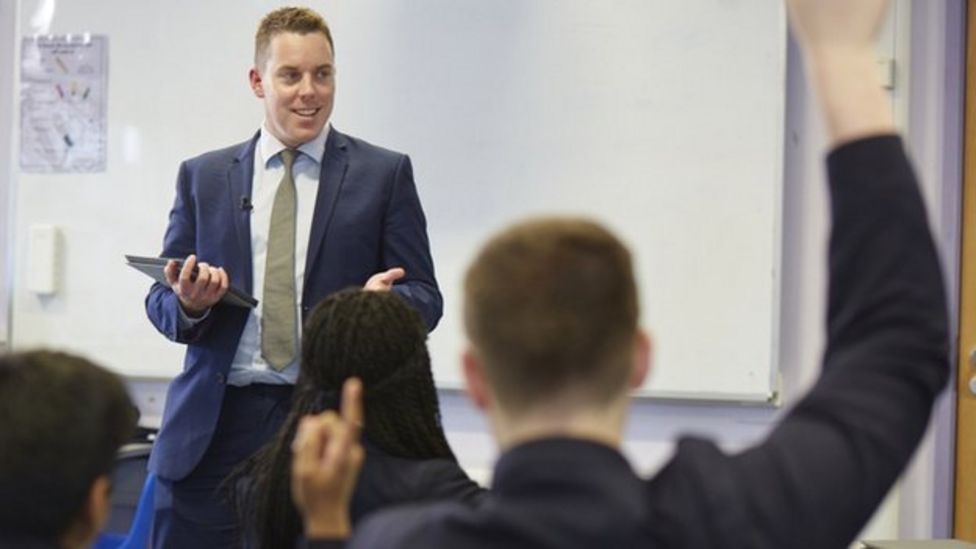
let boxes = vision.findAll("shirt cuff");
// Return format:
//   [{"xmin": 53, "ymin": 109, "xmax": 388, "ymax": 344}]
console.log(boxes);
[{"xmin": 176, "ymin": 303, "xmax": 210, "ymax": 328}]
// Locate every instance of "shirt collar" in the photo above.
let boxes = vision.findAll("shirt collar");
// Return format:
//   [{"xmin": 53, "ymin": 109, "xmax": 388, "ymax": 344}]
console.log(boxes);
[{"xmin": 258, "ymin": 122, "xmax": 331, "ymax": 167}]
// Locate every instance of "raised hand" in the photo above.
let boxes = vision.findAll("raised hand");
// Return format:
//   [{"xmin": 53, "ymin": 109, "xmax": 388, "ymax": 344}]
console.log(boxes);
[
  {"xmin": 291, "ymin": 377, "xmax": 365, "ymax": 539},
  {"xmin": 786, "ymin": 0, "xmax": 888, "ymax": 51},
  {"xmin": 785, "ymin": 0, "xmax": 894, "ymax": 145}
]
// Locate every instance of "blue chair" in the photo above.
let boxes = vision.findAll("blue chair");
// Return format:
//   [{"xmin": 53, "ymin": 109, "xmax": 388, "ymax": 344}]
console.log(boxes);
[{"xmin": 93, "ymin": 471, "xmax": 156, "ymax": 549}]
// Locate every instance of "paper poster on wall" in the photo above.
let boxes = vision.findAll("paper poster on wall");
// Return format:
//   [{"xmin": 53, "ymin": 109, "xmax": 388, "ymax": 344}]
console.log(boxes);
[{"xmin": 19, "ymin": 34, "xmax": 108, "ymax": 173}]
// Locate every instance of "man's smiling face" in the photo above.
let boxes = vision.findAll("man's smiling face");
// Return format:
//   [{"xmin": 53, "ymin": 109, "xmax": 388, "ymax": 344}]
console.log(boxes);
[{"xmin": 249, "ymin": 31, "xmax": 335, "ymax": 148}]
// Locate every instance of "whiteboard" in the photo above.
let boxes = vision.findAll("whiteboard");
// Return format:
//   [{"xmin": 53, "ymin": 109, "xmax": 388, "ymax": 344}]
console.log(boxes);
[{"xmin": 9, "ymin": 0, "xmax": 785, "ymax": 402}]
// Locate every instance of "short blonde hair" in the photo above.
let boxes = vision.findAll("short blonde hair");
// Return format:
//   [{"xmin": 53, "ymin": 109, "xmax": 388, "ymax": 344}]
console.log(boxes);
[{"xmin": 254, "ymin": 6, "xmax": 334, "ymax": 70}]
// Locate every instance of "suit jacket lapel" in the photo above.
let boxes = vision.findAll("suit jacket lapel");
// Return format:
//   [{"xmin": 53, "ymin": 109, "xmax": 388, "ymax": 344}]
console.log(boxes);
[
  {"xmin": 228, "ymin": 133, "xmax": 259, "ymax": 293},
  {"xmin": 303, "ymin": 129, "xmax": 349, "ymax": 291}
]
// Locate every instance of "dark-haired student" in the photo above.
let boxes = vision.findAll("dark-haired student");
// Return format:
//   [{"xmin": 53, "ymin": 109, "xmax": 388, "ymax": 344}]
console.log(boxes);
[
  {"xmin": 0, "ymin": 351, "xmax": 138, "ymax": 549},
  {"xmin": 292, "ymin": 0, "xmax": 950, "ymax": 547},
  {"xmin": 232, "ymin": 289, "xmax": 484, "ymax": 549}
]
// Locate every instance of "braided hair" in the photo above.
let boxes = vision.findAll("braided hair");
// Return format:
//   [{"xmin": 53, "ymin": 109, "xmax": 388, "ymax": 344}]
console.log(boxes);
[{"xmin": 231, "ymin": 288, "xmax": 454, "ymax": 549}]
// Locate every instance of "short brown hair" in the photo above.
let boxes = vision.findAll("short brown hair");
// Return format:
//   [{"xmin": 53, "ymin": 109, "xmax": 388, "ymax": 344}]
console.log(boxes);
[
  {"xmin": 463, "ymin": 217, "xmax": 639, "ymax": 413},
  {"xmin": 254, "ymin": 6, "xmax": 334, "ymax": 70}
]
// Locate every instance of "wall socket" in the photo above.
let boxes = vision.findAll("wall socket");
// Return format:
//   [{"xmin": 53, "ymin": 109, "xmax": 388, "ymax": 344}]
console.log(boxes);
[{"xmin": 27, "ymin": 224, "xmax": 61, "ymax": 295}]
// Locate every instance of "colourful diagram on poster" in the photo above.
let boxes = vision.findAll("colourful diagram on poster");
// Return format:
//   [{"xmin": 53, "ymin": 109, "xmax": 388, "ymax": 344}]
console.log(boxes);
[{"xmin": 20, "ymin": 35, "xmax": 108, "ymax": 173}]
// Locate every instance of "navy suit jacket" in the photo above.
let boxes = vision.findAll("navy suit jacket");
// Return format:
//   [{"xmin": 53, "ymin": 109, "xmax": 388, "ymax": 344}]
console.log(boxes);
[{"xmin": 145, "ymin": 128, "xmax": 442, "ymax": 480}]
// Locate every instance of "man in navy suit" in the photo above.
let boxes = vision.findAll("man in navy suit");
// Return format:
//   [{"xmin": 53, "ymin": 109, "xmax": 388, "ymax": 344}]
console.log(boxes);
[
  {"xmin": 144, "ymin": 6, "xmax": 441, "ymax": 547},
  {"xmin": 292, "ymin": 1, "xmax": 950, "ymax": 547}
]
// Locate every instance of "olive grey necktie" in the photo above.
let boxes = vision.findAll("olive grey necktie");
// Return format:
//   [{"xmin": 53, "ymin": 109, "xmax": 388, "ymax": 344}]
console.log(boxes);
[{"xmin": 262, "ymin": 148, "xmax": 298, "ymax": 371}]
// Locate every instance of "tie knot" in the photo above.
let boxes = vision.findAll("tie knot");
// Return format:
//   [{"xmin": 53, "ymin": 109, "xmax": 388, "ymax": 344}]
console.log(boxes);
[{"xmin": 280, "ymin": 149, "xmax": 298, "ymax": 171}]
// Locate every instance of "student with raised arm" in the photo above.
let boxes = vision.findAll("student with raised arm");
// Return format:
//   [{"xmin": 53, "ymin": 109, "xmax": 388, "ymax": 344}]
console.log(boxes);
[{"xmin": 293, "ymin": 1, "xmax": 950, "ymax": 546}]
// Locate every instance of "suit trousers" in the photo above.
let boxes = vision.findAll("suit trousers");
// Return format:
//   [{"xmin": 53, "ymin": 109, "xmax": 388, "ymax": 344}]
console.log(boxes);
[{"xmin": 151, "ymin": 384, "xmax": 293, "ymax": 549}]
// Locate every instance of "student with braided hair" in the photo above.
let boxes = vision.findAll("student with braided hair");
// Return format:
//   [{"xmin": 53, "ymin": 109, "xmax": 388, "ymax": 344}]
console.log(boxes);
[{"xmin": 233, "ymin": 289, "xmax": 483, "ymax": 549}]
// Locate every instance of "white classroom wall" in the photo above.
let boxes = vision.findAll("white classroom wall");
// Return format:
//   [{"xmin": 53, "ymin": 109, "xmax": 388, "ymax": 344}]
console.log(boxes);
[
  {"xmin": 898, "ymin": 0, "xmax": 966, "ymax": 537},
  {"xmin": 1, "ymin": 0, "xmax": 967, "ymax": 540}
]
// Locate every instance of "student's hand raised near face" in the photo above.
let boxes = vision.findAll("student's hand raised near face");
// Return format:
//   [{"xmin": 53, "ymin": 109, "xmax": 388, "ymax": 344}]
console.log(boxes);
[
  {"xmin": 163, "ymin": 254, "xmax": 230, "ymax": 317},
  {"xmin": 291, "ymin": 377, "xmax": 365, "ymax": 540}
]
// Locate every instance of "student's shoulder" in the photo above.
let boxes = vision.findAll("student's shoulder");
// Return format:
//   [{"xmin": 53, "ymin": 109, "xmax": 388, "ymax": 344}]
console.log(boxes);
[
  {"xmin": 351, "ymin": 498, "xmax": 477, "ymax": 548},
  {"xmin": 643, "ymin": 436, "xmax": 761, "ymax": 546},
  {"xmin": 0, "ymin": 536, "xmax": 63, "ymax": 548},
  {"xmin": 365, "ymin": 451, "xmax": 484, "ymax": 502}
]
